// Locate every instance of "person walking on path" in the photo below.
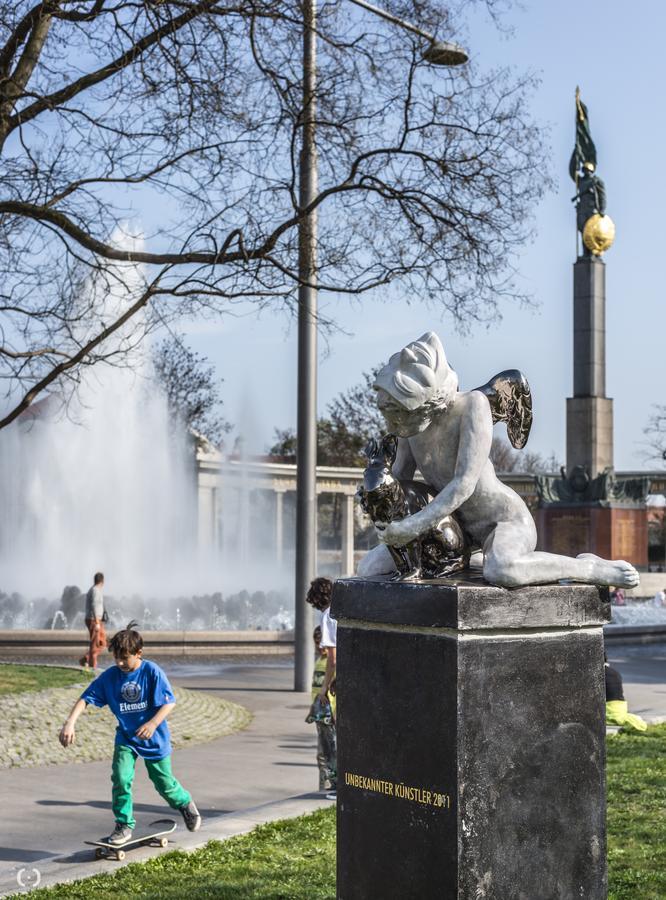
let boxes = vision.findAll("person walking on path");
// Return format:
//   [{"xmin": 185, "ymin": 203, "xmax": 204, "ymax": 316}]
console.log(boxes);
[
  {"xmin": 306, "ymin": 625, "xmax": 337, "ymax": 792},
  {"xmin": 80, "ymin": 571, "xmax": 106, "ymax": 669},
  {"xmin": 306, "ymin": 577, "xmax": 337, "ymax": 798},
  {"xmin": 60, "ymin": 621, "xmax": 202, "ymax": 845}
]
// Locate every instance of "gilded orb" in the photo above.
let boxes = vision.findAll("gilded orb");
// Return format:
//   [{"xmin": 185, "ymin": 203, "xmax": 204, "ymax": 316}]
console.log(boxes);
[{"xmin": 582, "ymin": 213, "xmax": 616, "ymax": 255}]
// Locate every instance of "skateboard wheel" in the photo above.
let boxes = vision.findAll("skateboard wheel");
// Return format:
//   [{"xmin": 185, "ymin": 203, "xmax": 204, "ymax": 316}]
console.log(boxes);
[
  {"xmin": 116, "ymin": 850, "xmax": 126, "ymax": 860},
  {"xmin": 95, "ymin": 848, "xmax": 105, "ymax": 860},
  {"xmin": 159, "ymin": 837, "xmax": 168, "ymax": 847}
]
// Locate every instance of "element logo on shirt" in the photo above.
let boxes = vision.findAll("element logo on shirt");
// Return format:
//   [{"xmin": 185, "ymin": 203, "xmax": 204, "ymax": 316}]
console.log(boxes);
[{"xmin": 121, "ymin": 681, "xmax": 142, "ymax": 703}]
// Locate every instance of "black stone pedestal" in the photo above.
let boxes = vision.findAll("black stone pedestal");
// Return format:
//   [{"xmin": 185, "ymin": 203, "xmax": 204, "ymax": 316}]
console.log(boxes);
[{"xmin": 331, "ymin": 576, "xmax": 610, "ymax": 900}]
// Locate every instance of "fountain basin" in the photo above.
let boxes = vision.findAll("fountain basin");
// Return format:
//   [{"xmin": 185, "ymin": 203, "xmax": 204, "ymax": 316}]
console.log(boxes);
[{"xmin": 0, "ymin": 629, "xmax": 294, "ymax": 657}]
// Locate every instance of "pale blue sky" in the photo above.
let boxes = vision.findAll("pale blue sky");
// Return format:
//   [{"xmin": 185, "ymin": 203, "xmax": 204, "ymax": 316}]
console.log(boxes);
[{"xmin": 183, "ymin": 1, "xmax": 665, "ymax": 470}]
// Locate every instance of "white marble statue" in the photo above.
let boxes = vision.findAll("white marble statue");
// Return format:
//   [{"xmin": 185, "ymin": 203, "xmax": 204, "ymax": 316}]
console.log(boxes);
[{"xmin": 358, "ymin": 331, "xmax": 640, "ymax": 589}]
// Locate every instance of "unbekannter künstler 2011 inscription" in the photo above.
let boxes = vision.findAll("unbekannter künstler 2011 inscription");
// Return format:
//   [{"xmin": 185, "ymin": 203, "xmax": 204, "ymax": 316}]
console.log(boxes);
[{"xmin": 344, "ymin": 771, "xmax": 451, "ymax": 809}]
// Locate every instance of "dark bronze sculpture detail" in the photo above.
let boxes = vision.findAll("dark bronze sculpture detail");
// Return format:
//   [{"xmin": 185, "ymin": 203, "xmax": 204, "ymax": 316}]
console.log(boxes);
[
  {"xmin": 473, "ymin": 369, "xmax": 533, "ymax": 450},
  {"xmin": 568, "ymin": 88, "xmax": 597, "ymax": 180},
  {"xmin": 357, "ymin": 434, "xmax": 470, "ymax": 581},
  {"xmin": 536, "ymin": 465, "xmax": 651, "ymax": 508},
  {"xmin": 574, "ymin": 167, "xmax": 607, "ymax": 238},
  {"xmin": 569, "ymin": 87, "xmax": 613, "ymax": 256}
]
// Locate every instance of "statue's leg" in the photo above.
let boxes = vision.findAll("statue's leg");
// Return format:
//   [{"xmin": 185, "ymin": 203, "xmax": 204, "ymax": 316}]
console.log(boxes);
[
  {"xmin": 407, "ymin": 539, "xmax": 422, "ymax": 577},
  {"xmin": 483, "ymin": 520, "xmax": 640, "ymax": 589},
  {"xmin": 432, "ymin": 554, "xmax": 469, "ymax": 578},
  {"xmin": 388, "ymin": 545, "xmax": 419, "ymax": 580},
  {"xmin": 357, "ymin": 544, "xmax": 397, "ymax": 577},
  {"xmin": 390, "ymin": 541, "xmax": 421, "ymax": 581}
]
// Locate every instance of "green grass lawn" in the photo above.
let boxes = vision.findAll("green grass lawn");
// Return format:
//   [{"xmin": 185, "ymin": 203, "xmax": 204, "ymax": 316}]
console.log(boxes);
[
  {"xmin": 607, "ymin": 724, "xmax": 666, "ymax": 899},
  {"xmin": 19, "ymin": 810, "xmax": 337, "ymax": 900},
  {"xmin": 13, "ymin": 725, "xmax": 666, "ymax": 900},
  {"xmin": 0, "ymin": 663, "xmax": 93, "ymax": 695}
]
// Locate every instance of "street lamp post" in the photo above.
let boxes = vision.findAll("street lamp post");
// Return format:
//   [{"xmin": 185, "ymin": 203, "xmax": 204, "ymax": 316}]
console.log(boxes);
[
  {"xmin": 293, "ymin": 1, "xmax": 468, "ymax": 692},
  {"xmin": 294, "ymin": 0, "xmax": 319, "ymax": 693}
]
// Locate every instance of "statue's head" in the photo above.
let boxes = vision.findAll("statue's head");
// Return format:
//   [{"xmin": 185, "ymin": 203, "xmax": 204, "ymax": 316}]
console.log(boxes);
[
  {"xmin": 583, "ymin": 161, "xmax": 595, "ymax": 173},
  {"xmin": 373, "ymin": 331, "xmax": 458, "ymax": 437}
]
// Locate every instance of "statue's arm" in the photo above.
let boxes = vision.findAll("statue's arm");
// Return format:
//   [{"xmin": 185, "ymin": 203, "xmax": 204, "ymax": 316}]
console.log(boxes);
[
  {"xmin": 596, "ymin": 178, "xmax": 607, "ymax": 215},
  {"xmin": 392, "ymin": 437, "xmax": 416, "ymax": 481},
  {"xmin": 377, "ymin": 392, "xmax": 492, "ymax": 545}
]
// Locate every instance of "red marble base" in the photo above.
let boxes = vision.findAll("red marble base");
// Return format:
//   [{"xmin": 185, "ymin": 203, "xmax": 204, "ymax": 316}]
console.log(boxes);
[{"xmin": 536, "ymin": 506, "xmax": 648, "ymax": 568}]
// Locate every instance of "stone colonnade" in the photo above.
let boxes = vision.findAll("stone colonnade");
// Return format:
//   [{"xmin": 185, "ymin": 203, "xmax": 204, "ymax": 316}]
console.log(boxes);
[
  {"xmin": 197, "ymin": 455, "xmax": 361, "ymax": 576},
  {"xmin": 196, "ymin": 450, "xmax": 544, "ymax": 577}
]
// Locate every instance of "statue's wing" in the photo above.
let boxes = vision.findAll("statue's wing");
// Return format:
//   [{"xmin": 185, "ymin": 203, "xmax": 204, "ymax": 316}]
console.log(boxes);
[{"xmin": 473, "ymin": 369, "xmax": 533, "ymax": 450}]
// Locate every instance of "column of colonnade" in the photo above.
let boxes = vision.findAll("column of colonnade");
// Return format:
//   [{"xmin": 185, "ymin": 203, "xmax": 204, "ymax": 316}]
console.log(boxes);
[
  {"xmin": 200, "ymin": 473, "xmax": 358, "ymax": 576},
  {"xmin": 272, "ymin": 484, "xmax": 357, "ymax": 576}
]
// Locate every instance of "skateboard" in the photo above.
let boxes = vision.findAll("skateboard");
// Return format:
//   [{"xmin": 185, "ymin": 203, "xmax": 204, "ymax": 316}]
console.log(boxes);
[
  {"xmin": 85, "ymin": 818, "xmax": 177, "ymax": 860},
  {"xmin": 305, "ymin": 696, "xmax": 334, "ymax": 725}
]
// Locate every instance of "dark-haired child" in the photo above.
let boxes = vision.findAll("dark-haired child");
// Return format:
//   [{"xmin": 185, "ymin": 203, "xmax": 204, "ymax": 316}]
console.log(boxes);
[
  {"xmin": 305, "ymin": 577, "xmax": 336, "ymax": 705},
  {"xmin": 59, "ymin": 621, "xmax": 201, "ymax": 845}
]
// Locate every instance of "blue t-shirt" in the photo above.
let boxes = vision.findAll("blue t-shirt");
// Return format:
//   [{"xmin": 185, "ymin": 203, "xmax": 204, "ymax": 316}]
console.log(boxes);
[{"xmin": 81, "ymin": 659, "xmax": 176, "ymax": 760}]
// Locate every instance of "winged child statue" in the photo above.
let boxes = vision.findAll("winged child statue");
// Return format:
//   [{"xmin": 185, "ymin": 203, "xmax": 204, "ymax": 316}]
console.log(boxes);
[{"xmin": 358, "ymin": 331, "xmax": 639, "ymax": 589}]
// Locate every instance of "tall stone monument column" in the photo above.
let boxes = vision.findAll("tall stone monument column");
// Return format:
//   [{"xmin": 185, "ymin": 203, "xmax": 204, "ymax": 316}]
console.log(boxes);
[
  {"xmin": 566, "ymin": 255, "xmax": 613, "ymax": 475},
  {"xmin": 537, "ymin": 88, "xmax": 649, "ymax": 565},
  {"xmin": 333, "ymin": 577, "xmax": 609, "ymax": 900}
]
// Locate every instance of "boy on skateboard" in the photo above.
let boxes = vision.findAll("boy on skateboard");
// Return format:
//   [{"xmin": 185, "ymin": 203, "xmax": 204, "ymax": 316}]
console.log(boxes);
[{"xmin": 59, "ymin": 621, "xmax": 201, "ymax": 845}]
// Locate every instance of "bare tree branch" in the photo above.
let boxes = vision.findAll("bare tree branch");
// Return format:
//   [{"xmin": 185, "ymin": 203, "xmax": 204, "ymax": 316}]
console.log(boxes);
[
  {"xmin": 0, "ymin": 0, "xmax": 551, "ymax": 428},
  {"xmin": 3, "ymin": 1, "xmax": 228, "ymax": 143},
  {"xmin": 0, "ymin": 270, "xmax": 163, "ymax": 429}
]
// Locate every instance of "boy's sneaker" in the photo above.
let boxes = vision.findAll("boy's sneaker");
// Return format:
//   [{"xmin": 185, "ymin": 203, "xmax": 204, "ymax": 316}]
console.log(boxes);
[
  {"xmin": 107, "ymin": 823, "xmax": 133, "ymax": 845},
  {"xmin": 179, "ymin": 800, "xmax": 201, "ymax": 832}
]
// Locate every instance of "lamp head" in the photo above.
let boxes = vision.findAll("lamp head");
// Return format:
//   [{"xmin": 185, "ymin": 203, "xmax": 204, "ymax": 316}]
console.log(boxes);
[{"xmin": 422, "ymin": 40, "xmax": 468, "ymax": 66}]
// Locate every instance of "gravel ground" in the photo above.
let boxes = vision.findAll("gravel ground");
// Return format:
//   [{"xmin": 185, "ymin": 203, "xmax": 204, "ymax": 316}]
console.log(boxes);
[{"xmin": 0, "ymin": 684, "xmax": 252, "ymax": 769}]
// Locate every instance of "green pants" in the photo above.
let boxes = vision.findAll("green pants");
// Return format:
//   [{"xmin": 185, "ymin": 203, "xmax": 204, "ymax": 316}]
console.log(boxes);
[{"xmin": 111, "ymin": 744, "xmax": 191, "ymax": 829}]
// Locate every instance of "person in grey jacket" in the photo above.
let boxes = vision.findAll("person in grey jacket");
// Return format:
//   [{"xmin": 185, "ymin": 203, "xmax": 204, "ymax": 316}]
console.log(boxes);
[{"xmin": 80, "ymin": 572, "xmax": 106, "ymax": 668}]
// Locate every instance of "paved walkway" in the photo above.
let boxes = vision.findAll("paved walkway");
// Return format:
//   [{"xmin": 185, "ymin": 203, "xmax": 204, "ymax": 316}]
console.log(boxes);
[
  {"xmin": 0, "ymin": 646, "xmax": 663, "ymax": 897},
  {"xmin": 0, "ymin": 658, "xmax": 331, "ymax": 897}
]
